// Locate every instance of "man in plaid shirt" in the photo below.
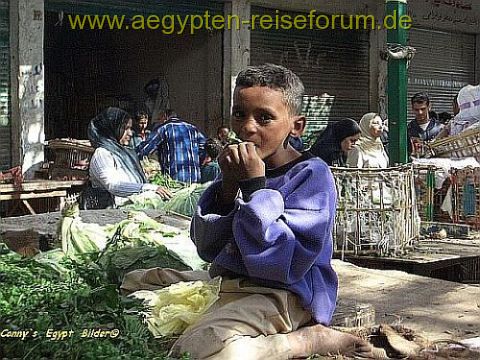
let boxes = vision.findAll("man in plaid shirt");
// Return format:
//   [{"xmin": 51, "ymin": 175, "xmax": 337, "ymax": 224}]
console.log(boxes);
[{"xmin": 137, "ymin": 111, "xmax": 206, "ymax": 184}]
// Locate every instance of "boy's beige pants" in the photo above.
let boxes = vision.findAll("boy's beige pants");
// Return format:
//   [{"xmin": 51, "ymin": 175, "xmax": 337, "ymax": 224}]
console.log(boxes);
[{"xmin": 121, "ymin": 268, "xmax": 312, "ymax": 360}]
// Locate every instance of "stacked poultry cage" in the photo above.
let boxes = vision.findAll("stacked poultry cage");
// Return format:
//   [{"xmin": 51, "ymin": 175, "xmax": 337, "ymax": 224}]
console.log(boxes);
[
  {"xmin": 331, "ymin": 165, "xmax": 420, "ymax": 257},
  {"xmin": 46, "ymin": 139, "xmax": 94, "ymax": 181}
]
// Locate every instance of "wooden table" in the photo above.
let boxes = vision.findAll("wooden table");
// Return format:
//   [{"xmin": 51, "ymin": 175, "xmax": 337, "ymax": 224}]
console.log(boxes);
[
  {"xmin": 335, "ymin": 239, "xmax": 480, "ymax": 283},
  {"xmin": 0, "ymin": 180, "xmax": 86, "ymax": 215}
]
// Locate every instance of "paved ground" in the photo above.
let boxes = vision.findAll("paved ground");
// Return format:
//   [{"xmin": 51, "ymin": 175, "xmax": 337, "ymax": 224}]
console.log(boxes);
[{"xmin": 2, "ymin": 210, "xmax": 480, "ymax": 343}]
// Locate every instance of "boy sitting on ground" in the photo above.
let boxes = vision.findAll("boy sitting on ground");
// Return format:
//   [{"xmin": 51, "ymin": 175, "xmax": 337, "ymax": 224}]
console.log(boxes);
[{"xmin": 121, "ymin": 64, "xmax": 375, "ymax": 359}]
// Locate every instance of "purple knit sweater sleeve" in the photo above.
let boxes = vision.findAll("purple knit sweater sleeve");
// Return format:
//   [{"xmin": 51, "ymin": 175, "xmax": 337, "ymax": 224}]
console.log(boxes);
[{"xmin": 190, "ymin": 181, "xmax": 236, "ymax": 263}]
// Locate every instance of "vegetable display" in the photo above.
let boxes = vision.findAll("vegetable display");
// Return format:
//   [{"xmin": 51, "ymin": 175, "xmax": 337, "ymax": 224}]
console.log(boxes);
[
  {"xmin": 0, "ymin": 246, "xmax": 168, "ymax": 359},
  {"xmin": 1, "ymin": 205, "xmax": 210, "ymax": 358},
  {"xmin": 121, "ymin": 181, "xmax": 211, "ymax": 219}
]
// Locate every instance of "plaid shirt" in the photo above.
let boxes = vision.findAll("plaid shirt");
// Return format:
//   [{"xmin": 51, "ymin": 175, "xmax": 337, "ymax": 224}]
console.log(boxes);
[{"xmin": 137, "ymin": 118, "xmax": 206, "ymax": 183}]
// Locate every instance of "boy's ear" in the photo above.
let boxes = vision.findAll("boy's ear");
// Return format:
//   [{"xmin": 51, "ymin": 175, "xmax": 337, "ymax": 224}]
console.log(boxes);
[{"xmin": 290, "ymin": 115, "xmax": 306, "ymax": 137}]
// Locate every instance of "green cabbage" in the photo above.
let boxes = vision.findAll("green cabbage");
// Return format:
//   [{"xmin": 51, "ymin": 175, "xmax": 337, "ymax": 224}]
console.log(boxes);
[{"xmin": 162, "ymin": 182, "xmax": 211, "ymax": 217}]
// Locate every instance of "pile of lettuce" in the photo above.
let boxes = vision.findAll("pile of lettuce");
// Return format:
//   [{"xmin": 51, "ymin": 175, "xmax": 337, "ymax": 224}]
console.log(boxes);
[
  {"xmin": 121, "ymin": 178, "xmax": 211, "ymax": 218},
  {"xmin": 131, "ymin": 277, "xmax": 221, "ymax": 337},
  {"xmin": 0, "ymin": 204, "xmax": 211, "ymax": 359},
  {"xmin": 58, "ymin": 202, "xmax": 207, "ymax": 272}
]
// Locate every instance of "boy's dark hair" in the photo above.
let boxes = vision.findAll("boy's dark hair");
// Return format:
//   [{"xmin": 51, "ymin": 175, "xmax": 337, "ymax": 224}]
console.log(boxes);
[
  {"xmin": 205, "ymin": 138, "xmax": 223, "ymax": 160},
  {"xmin": 217, "ymin": 125, "xmax": 229, "ymax": 133},
  {"xmin": 135, "ymin": 110, "xmax": 148, "ymax": 121},
  {"xmin": 411, "ymin": 92, "xmax": 430, "ymax": 106},
  {"xmin": 235, "ymin": 63, "xmax": 305, "ymax": 115}
]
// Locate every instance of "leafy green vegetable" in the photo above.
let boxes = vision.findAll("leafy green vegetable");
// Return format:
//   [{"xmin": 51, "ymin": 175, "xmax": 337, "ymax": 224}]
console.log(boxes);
[
  {"xmin": 162, "ymin": 183, "xmax": 210, "ymax": 218},
  {"xmin": 99, "ymin": 245, "xmax": 190, "ymax": 284},
  {"xmin": 149, "ymin": 173, "xmax": 184, "ymax": 190},
  {"xmin": 0, "ymin": 246, "xmax": 185, "ymax": 359},
  {"xmin": 58, "ymin": 200, "xmax": 109, "ymax": 258},
  {"xmin": 1, "ymin": 205, "xmax": 205, "ymax": 358},
  {"xmin": 122, "ymin": 191, "xmax": 166, "ymax": 210}
]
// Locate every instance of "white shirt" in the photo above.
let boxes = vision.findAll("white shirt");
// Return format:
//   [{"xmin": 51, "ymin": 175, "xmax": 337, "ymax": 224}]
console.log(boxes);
[
  {"xmin": 346, "ymin": 146, "xmax": 389, "ymax": 169},
  {"xmin": 419, "ymin": 121, "xmax": 430, "ymax": 131},
  {"xmin": 89, "ymin": 147, "xmax": 157, "ymax": 206}
]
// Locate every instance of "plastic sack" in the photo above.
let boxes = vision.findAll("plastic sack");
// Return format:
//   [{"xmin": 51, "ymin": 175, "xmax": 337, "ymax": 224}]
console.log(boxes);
[{"xmin": 451, "ymin": 84, "xmax": 480, "ymax": 136}]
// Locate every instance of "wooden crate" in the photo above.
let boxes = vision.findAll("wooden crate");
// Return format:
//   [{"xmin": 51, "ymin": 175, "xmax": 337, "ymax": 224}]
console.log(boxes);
[
  {"xmin": 426, "ymin": 127, "xmax": 480, "ymax": 159},
  {"xmin": 47, "ymin": 139, "xmax": 94, "ymax": 180}
]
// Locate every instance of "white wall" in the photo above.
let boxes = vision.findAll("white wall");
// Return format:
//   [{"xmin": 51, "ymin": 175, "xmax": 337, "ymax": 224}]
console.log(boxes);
[{"xmin": 13, "ymin": 0, "xmax": 45, "ymax": 177}]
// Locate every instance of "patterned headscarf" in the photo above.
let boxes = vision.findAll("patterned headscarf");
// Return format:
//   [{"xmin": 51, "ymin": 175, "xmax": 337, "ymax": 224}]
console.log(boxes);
[{"xmin": 88, "ymin": 107, "xmax": 147, "ymax": 183}]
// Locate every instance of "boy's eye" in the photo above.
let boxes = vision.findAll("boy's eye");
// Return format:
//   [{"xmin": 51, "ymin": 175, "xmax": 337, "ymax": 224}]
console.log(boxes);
[{"xmin": 258, "ymin": 113, "xmax": 273, "ymax": 124}]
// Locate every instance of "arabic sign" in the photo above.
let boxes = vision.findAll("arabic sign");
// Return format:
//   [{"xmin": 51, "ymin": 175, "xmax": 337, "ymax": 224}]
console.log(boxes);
[
  {"xmin": 425, "ymin": 0, "xmax": 472, "ymax": 10},
  {"xmin": 426, "ymin": 0, "xmax": 472, "ymax": 11},
  {"xmin": 408, "ymin": 0, "xmax": 480, "ymax": 31}
]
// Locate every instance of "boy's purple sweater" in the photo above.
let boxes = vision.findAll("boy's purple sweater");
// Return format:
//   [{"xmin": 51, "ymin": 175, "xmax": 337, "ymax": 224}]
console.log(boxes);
[{"xmin": 190, "ymin": 153, "xmax": 338, "ymax": 325}]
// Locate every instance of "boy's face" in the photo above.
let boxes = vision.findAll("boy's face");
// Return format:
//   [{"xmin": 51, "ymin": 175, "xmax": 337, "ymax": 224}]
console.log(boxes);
[
  {"xmin": 217, "ymin": 127, "xmax": 229, "ymax": 141},
  {"xmin": 231, "ymin": 85, "xmax": 305, "ymax": 168},
  {"xmin": 137, "ymin": 116, "xmax": 148, "ymax": 130}
]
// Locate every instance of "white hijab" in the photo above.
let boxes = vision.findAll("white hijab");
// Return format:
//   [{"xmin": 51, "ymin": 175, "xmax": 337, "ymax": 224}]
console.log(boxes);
[{"xmin": 356, "ymin": 113, "xmax": 385, "ymax": 157}]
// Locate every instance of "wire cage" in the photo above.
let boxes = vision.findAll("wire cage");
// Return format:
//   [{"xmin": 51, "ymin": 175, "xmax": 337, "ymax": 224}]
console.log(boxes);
[
  {"xmin": 413, "ymin": 165, "xmax": 451, "ymax": 223},
  {"xmin": 451, "ymin": 167, "xmax": 480, "ymax": 228},
  {"xmin": 332, "ymin": 165, "xmax": 420, "ymax": 257}
]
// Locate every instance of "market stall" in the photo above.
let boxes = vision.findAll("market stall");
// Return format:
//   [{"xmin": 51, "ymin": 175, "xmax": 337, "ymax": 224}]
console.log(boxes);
[
  {"xmin": 1, "ymin": 209, "xmax": 479, "ymax": 358},
  {"xmin": 0, "ymin": 179, "xmax": 86, "ymax": 216}
]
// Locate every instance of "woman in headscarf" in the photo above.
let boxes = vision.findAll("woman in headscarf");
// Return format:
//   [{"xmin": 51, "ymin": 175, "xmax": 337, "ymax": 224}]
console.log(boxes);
[
  {"xmin": 86, "ymin": 107, "xmax": 171, "ymax": 208},
  {"xmin": 347, "ymin": 113, "xmax": 389, "ymax": 168},
  {"xmin": 310, "ymin": 118, "xmax": 361, "ymax": 166}
]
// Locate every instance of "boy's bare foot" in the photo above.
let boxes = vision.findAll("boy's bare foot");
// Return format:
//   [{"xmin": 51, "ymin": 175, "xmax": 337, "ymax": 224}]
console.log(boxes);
[{"xmin": 287, "ymin": 323, "xmax": 379, "ymax": 359}]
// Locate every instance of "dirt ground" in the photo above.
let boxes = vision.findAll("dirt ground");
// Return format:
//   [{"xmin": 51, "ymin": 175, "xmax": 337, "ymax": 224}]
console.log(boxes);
[
  {"xmin": 1, "ymin": 209, "xmax": 480, "ymax": 344},
  {"xmin": 334, "ymin": 260, "xmax": 480, "ymax": 342}
]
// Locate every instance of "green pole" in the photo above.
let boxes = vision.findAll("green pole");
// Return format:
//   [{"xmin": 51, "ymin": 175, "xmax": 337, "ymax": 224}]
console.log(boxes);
[
  {"xmin": 426, "ymin": 168, "xmax": 434, "ymax": 221},
  {"xmin": 386, "ymin": 0, "xmax": 408, "ymax": 164}
]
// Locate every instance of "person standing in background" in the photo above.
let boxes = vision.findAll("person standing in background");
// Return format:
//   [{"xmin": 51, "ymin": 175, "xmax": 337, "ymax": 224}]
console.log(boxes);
[
  {"xmin": 347, "ymin": 113, "xmax": 389, "ymax": 169},
  {"xmin": 129, "ymin": 110, "xmax": 150, "ymax": 149},
  {"xmin": 407, "ymin": 92, "xmax": 443, "ymax": 155},
  {"xmin": 137, "ymin": 110, "xmax": 206, "ymax": 184},
  {"xmin": 86, "ymin": 107, "xmax": 171, "ymax": 209},
  {"xmin": 217, "ymin": 125, "xmax": 230, "ymax": 146},
  {"xmin": 200, "ymin": 138, "xmax": 223, "ymax": 183},
  {"xmin": 309, "ymin": 118, "xmax": 361, "ymax": 166},
  {"xmin": 144, "ymin": 77, "xmax": 170, "ymax": 123}
]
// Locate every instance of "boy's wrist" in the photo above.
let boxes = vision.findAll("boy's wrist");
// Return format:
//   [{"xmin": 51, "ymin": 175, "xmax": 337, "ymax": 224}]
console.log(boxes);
[
  {"xmin": 219, "ymin": 182, "xmax": 239, "ymax": 204},
  {"xmin": 238, "ymin": 176, "xmax": 266, "ymax": 201}
]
